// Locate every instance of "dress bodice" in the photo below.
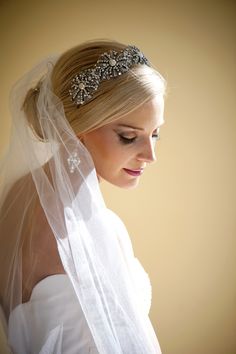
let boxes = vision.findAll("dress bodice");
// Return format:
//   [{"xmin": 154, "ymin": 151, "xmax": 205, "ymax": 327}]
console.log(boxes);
[
  {"xmin": 8, "ymin": 210, "xmax": 153, "ymax": 354},
  {"xmin": 8, "ymin": 274, "xmax": 98, "ymax": 354}
]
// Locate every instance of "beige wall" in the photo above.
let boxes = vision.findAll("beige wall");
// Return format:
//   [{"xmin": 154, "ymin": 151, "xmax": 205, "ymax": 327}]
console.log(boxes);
[{"xmin": 1, "ymin": 0, "xmax": 235, "ymax": 353}]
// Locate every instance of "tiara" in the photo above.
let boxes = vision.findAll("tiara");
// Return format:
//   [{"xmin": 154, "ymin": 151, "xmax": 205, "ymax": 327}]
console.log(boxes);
[{"xmin": 69, "ymin": 45, "xmax": 150, "ymax": 106}]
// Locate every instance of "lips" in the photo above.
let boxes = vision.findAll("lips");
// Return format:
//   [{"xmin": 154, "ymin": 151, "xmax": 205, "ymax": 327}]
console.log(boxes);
[{"xmin": 123, "ymin": 168, "xmax": 144, "ymax": 177}]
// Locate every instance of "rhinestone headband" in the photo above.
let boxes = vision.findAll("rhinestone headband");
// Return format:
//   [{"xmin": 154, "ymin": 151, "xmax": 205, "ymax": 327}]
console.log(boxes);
[{"xmin": 69, "ymin": 45, "xmax": 150, "ymax": 106}]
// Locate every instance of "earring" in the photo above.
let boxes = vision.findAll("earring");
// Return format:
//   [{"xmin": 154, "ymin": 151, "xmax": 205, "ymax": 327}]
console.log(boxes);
[{"xmin": 67, "ymin": 151, "xmax": 81, "ymax": 173}]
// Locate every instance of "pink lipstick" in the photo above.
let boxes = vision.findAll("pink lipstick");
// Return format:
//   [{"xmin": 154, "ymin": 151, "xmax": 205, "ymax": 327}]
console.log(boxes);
[{"xmin": 123, "ymin": 168, "xmax": 144, "ymax": 177}]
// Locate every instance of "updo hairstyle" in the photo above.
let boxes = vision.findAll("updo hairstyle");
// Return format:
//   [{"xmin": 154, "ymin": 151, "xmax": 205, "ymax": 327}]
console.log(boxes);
[{"xmin": 23, "ymin": 40, "xmax": 166, "ymax": 139}]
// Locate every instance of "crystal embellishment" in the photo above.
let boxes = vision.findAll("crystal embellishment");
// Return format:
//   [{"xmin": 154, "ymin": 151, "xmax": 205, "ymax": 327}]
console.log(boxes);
[
  {"xmin": 109, "ymin": 59, "xmax": 116, "ymax": 66},
  {"xmin": 67, "ymin": 151, "xmax": 81, "ymax": 173},
  {"xmin": 69, "ymin": 69, "xmax": 100, "ymax": 105},
  {"xmin": 69, "ymin": 45, "xmax": 150, "ymax": 106}
]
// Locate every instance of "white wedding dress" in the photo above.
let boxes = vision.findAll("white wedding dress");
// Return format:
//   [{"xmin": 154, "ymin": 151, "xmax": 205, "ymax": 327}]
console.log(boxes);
[
  {"xmin": 8, "ymin": 275, "xmax": 98, "ymax": 354},
  {"xmin": 7, "ymin": 211, "xmax": 152, "ymax": 354}
]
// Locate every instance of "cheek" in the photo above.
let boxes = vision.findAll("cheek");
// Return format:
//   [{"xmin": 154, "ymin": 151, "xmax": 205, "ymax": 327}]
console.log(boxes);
[
  {"xmin": 83, "ymin": 130, "xmax": 133, "ymax": 173},
  {"xmin": 85, "ymin": 132, "xmax": 117, "ymax": 165},
  {"xmin": 95, "ymin": 136, "xmax": 114, "ymax": 160}
]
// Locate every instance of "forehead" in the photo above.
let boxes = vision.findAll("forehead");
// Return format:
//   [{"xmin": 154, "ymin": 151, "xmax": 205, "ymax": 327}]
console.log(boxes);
[{"xmin": 113, "ymin": 96, "xmax": 165, "ymax": 130}]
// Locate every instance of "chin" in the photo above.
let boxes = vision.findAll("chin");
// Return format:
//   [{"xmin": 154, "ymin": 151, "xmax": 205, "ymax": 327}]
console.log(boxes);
[
  {"xmin": 107, "ymin": 178, "xmax": 140, "ymax": 190},
  {"xmin": 98, "ymin": 172, "xmax": 141, "ymax": 189},
  {"xmin": 121, "ymin": 180, "xmax": 140, "ymax": 189}
]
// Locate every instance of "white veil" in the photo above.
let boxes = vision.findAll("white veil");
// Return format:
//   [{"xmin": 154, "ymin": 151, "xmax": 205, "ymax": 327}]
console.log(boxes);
[{"xmin": 0, "ymin": 56, "xmax": 162, "ymax": 353}]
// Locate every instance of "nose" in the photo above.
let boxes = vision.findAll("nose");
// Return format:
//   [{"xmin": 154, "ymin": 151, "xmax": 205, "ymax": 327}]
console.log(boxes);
[{"xmin": 137, "ymin": 140, "xmax": 157, "ymax": 163}]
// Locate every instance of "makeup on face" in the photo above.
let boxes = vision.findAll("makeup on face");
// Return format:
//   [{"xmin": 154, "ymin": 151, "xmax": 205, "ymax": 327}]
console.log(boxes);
[
  {"xmin": 114, "ymin": 125, "xmax": 161, "ymax": 146},
  {"xmin": 80, "ymin": 97, "xmax": 165, "ymax": 189},
  {"xmin": 123, "ymin": 168, "xmax": 144, "ymax": 177}
]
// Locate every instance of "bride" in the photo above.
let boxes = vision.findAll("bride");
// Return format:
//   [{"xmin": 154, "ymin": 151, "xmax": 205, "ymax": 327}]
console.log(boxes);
[{"xmin": 0, "ymin": 40, "xmax": 166, "ymax": 353}]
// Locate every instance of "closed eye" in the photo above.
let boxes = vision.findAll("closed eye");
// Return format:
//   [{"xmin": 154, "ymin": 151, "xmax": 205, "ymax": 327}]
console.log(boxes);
[
  {"xmin": 119, "ymin": 135, "xmax": 137, "ymax": 144},
  {"xmin": 119, "ymin": 134, "xmax": 160, "ymax": 144}
]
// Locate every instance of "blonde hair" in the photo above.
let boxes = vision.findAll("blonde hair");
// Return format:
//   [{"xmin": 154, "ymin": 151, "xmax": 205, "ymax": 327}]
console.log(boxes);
[{"xmin": 23, "ymin": 39, "xmax": 166, "ymax": 138}]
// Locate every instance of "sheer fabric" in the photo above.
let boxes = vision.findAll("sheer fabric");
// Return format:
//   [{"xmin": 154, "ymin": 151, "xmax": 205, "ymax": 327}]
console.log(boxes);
[{"xmin": 0, "ymin": 56, "xmax": 162, "ymax": 353}]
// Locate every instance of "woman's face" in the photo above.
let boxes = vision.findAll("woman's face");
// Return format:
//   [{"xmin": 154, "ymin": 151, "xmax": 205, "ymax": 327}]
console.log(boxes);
[{"xmin": 81, "ymin": 96, "xmax": 165, "ymax": 189}]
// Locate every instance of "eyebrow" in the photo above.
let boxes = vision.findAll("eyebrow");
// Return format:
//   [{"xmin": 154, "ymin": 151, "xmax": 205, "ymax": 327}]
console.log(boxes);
[
  {"xmin": 117, "ymin": 124, "xmax": 160, "ymax": 132},
  {"xmin": 117, "ymin": 124, "xmax": 145, "ymax": 131}
]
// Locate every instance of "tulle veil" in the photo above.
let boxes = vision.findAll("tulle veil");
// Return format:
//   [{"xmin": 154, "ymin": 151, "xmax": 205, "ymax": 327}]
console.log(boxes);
[{"xmin": 0, "ymin": 56, "xmax": 162, "ymax": 353}]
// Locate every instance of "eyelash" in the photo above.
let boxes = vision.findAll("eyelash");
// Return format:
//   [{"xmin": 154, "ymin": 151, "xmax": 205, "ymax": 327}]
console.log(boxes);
[
  {"xmin": 118, "ymin": 134, "xmax": 160, "ymax": 145},
  {"xmin": 152, "ymin": 134, "xmax": 160, "ymax": 141},
  {"xmin": 119, "ymin": 135, "xmax": 136, "ymax": 144}
]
